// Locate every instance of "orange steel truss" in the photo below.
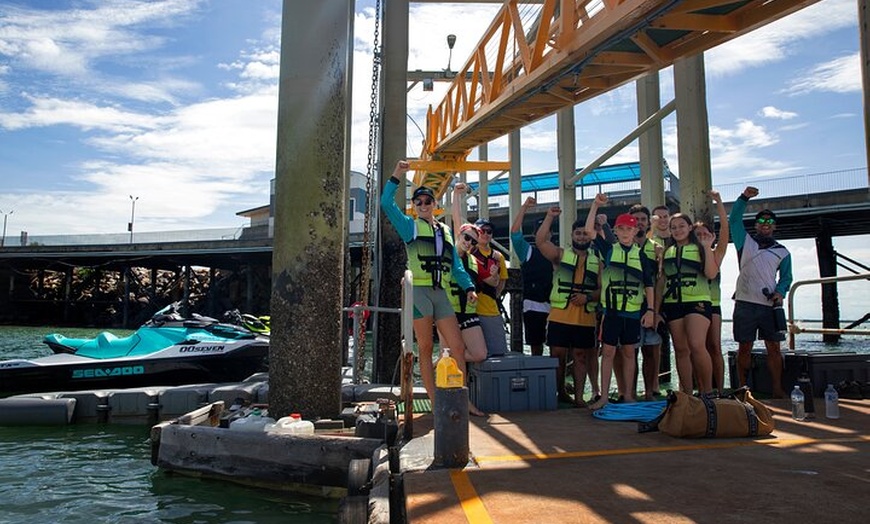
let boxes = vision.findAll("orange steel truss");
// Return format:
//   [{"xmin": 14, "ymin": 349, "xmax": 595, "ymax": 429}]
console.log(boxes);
[{"xmin": 423, "ymin": 0, "xmax": 822, "ymax": 158}]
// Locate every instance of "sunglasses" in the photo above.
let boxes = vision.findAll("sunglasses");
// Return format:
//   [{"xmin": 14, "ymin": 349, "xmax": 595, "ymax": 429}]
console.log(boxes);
[
  {"xmin": 414, "ymin": 198, "xmax": 434, "ymax": 206},
  {"xmin": 462, "ymin": 233, "xmax": 478, "ymax": 246},
  {"xmin": 479, "ymin": 228, "xmax": 493, "ymax": 235},
  {"xmin": 756, "ymin": 217, "xmax": 775, "ymax": 225}
]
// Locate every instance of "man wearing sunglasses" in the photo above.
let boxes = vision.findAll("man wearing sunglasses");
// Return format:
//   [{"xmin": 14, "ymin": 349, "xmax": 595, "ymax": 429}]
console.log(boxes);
[{"xmin": 729, "ymin": 186, "xmax": 793, "ymax": 398}]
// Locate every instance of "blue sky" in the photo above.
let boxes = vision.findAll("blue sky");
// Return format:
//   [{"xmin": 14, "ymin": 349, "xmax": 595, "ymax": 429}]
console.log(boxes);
[{"xmin": 0, "ymin": 0, "xmax": 867, "ymax": 320}]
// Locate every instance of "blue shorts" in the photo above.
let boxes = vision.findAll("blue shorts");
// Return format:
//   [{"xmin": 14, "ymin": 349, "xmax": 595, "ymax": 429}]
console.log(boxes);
[
  {"xmin": 733, "ymin": 300, "xmax": 785, "ymax": 343},
  {"xmin": 479, "ymin": 314, "xmax": 508, "ymax": 357},
  {"xmin": 413, "ymin": 286, "xmax": 455, "ymax": 321}
]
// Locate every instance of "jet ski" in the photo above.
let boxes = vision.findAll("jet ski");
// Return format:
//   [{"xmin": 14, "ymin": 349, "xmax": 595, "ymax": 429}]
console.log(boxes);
[
  {"xmin": 0, "ymin": 303, "xmax": 269, "ymax": 397},
  {"xmin": 223, "ymin": 309, "xmax": 270, "ymax": 335}
]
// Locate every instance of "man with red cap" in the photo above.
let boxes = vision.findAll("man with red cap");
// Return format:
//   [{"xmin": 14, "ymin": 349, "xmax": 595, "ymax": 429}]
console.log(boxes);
[{"xmin": 586, "ymin": 194, "xmax": 656, "ymax": 410}]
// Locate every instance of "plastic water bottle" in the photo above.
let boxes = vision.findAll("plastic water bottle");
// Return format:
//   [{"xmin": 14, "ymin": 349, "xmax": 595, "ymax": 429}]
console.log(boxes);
[
  {"xmin": 267, "ymin": 413, "xmax": 314, "ymax": 435},
  {"xmin": 797, "ymin": 373, "xmax": 815, "ymax": 418},
  {"xmin": 824, "ymin": 384, "xmax": 840, "ymax": 419},
  {"xmin": 436, "ymin": 348, "xmax": 464, "ymax": 388},
  {"xmin": 790, "ymin": 385, "xmax": 805, "ymax": 421},
  {"xmin": 229, "ymin": 408, "xmax": 275, "ymax": 431}
]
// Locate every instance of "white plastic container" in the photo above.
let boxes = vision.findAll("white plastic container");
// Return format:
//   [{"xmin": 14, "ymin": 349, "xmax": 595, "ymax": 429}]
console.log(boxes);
[
  {"xmin": 266, "ymin": 413, "xmax": 315, "ymax": 435},
  {"xmin": 229, "ymin": 408, "xmax": 275, "ymax": 431}
]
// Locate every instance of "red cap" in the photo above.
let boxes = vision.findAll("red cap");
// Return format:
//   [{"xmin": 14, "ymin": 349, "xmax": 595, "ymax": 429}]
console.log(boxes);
[{"xmin": 614, "ymin": 213, "xmax": 638, "ymax": 228}]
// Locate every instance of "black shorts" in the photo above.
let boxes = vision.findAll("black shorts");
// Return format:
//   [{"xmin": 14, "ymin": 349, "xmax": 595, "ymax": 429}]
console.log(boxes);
[
  {"xmin": 456, "ymin": 312, "xmax": 481, "ymax": 331},
  {"xmin": 599, "ymin": 312, "xmax": 641, "ymax": 347},
  {"xmin": 711, "ymin": 305, "xmax": 722, "ymax": 316},
  {"xmin": 546, "ymin": 321, "xmax": 596, "ymax": 349},
  {"xmin": 733, "ymin": 301, "xmax": 785, "ymax": 343},
  {"xmin": 662, "ymin": 301, "xmax": 712, "ymax": 322},
  {"xmin": 523, "ymin": 310, "xmax": 549, "ymax": 346}
]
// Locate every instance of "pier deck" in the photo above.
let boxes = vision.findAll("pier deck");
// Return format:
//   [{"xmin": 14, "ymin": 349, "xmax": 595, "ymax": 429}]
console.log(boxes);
[{"xmin": 402, "ymin": 398, "xmax": 869, "ymax": 523}]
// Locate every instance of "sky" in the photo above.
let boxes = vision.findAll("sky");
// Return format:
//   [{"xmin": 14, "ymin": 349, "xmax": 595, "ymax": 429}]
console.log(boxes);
[{"xmin": 0, "ymin": 0, "xmax": 867, "ymax": 320}]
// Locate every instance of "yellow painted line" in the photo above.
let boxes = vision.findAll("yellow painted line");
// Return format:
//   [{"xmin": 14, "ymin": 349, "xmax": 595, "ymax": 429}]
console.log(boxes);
[
  {"xmin": 449, "ymin": 469, "xmax": 493, "ymax": 524},
  {"xmin": 474, "ymin": 435, "xmax": 870, "ymax": 464}
]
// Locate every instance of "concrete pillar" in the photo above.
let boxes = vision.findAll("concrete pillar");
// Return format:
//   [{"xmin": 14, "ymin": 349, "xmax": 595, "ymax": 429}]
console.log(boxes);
[
  {"xmin": 674, "ymin": 54, "xmax": 713, "ymax": 223},
  {"xmin": 270, "ymin": 0, "xmax": 352, "ymax": 418},
  {"xmin": 508, "ymin": 130, "xmax": 523, "ymax": 352},
  {"xmin": 815, "ymin": 219, "xmax": 841, "ymax": 343},
  {"xmin": 478, "ymin": 143, "xmax": 489, "ymax": 219},
  {"xmin": 478, "ymin": 144, "xmax": 489, "ymax": 220},
  {"xmin": 557, "ymin": 107, "xmax": 577, "ymax": 246},
  {"xmin": 375, "ymin": 0, "xmax": 409, "ymax": 384},
  {"xmin": 636, "ymin": 72, "xmax": 665, "ymax": 208},
  {"xmin": 860, "ymin": 0, "xmax": 870, "ymax": 182}
]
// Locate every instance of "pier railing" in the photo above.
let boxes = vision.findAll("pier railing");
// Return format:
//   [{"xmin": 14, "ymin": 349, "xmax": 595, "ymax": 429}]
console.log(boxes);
[{"xmin": 787, "ymin": 272, "xmax": 870, "ymax": 349}]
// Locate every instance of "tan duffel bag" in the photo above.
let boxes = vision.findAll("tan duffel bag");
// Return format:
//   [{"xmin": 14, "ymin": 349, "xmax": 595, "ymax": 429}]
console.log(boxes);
[{"xmin": 652, "ymin": 387, "xmax": 775, "ymax": 438}]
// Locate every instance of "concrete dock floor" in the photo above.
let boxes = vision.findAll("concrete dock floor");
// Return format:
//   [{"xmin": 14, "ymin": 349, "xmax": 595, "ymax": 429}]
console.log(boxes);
[{"xmin": 402, "ymin": 398, "xmax": 869, "ymax": 523}]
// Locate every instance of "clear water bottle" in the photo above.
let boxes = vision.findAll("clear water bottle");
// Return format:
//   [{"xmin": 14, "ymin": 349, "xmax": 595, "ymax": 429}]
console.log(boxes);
[
  {"xmin": 790, "ymin": 385, "xmax": 805, "ymax": 421},
  {"xmin": 797, "ymin": 373, "xmax": 815, "ymax": 418},
  {"xmin": 824, "ymin": 384, "xmax": 840, "ymax": 419}
]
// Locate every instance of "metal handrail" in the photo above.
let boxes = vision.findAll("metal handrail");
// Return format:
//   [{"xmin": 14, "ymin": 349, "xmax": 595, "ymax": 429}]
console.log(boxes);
[
  {"xmin": 341, "ymin": 270, "xmax": 414, "ymax": 384},
  {"xmin": 787, "ymin": 272, "xmax": 870, "ymax": 349}
]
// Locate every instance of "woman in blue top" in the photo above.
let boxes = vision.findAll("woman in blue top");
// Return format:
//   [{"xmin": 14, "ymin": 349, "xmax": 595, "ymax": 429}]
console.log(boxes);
[{"xmin": 380, "ymin": 160, "xmax": 478, "ymax": 409}]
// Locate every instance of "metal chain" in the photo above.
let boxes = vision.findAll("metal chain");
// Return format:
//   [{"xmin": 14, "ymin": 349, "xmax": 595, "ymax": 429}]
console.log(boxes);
[{"xmin": 356, "ymin": 0, "xmax": 381, "ymax": 381}]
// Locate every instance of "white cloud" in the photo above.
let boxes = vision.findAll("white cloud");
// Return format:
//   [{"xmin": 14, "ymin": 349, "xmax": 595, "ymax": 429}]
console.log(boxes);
[
  {"xmin": 0, "ymin": 0, "xmax": 204, "ymax": 101},
  {"xmin": 706, "ymin": 0, "xmax": 856, "ymax": 77},
  {"xmin": 0, "ymin": 95, "xmax": 164, "ymax": 132},
  {"xmin": 760, "ymin": 106, "xmax": 798, "ymax": 120},
  {"xmin": 785, "ymin": 53, "xmax": 861, "ymax": 95}
]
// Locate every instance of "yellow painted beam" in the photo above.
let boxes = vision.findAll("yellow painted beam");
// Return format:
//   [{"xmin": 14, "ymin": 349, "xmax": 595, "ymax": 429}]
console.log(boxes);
[{"xmin": 407, "ymin": 159, "xmax": 511, "ymax": 172}]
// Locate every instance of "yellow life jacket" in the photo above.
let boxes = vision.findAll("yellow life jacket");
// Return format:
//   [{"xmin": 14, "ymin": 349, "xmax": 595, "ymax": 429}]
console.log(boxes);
[
  {"xmin": 447, "ymin": 253, "xmax": 479, "ymax": 314},
  {"xmin": 406, "ymin": 219, "xmax": 454, "ymax": 288},
  {"xmin": 549, "ymin": 249, "xmax": 599, "ymax": 311},
  {"xmin": 601, "ymin": 243, "xmax": 646, "ymax": 313},
  {"xmin": 662, "ymin": 243, "xmax": 711, "ymax": 303}
]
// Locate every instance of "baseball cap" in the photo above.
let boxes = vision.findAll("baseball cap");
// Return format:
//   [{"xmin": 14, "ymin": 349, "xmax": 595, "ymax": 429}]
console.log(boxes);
[
  {"xmin": 755, "ymin": 209, "xmax": 777, "ymax": 221},
  {"xmin": 412, "ymin": 186, "xmax": 436, "ymax": 201},
  {"xmin": 614, "ymin": 213, "xmax": 638, "ymax": 228},
  {"xmin": 474, "ymin": 218, "xmax": 494, "ymax": 230}
]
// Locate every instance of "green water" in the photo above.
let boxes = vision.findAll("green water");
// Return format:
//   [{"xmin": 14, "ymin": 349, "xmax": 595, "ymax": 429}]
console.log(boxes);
[{"xmin": 0, "ymin": 326, "xmax": 338, "ymax": 524}]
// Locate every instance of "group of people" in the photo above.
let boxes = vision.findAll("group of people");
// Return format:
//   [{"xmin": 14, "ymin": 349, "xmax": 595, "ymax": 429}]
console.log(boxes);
[{"xmin": 382, "ymin": 158, "xmax": 794, "ymax": 415}]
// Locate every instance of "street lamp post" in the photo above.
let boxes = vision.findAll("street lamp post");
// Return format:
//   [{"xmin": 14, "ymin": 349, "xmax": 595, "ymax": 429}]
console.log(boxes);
[
  {"xmin": 128, "ymin": 195, "xmax": 139, "ymax": 244},
  {"xmin": 0, "ymin": 209, "xmax": 12, "ymax": 248}
]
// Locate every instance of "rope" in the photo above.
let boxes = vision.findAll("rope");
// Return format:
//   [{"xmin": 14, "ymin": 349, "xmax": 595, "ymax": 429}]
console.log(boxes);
[
  {"xmin": 356, "ymin": 0, "xmax": 382, "ymax": 382},
  {"xmin": 591, "ymin": 400, "xmax": 667, "ymax": 422}
]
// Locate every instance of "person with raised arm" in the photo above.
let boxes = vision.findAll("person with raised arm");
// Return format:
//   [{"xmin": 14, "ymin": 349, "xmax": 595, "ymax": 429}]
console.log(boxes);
[
  {"xmin": 728, "ymin": 186, "xmax": 793, "ymax": 398},
  {"xmin": 693, "ymin": 190, "xmax": 729, "ymax": 395},
  {"xmin": 452, "ymin": 184, "xmax": 509, "ymax": 357},
  {"xmin": 535, "ymin": 206, "xmax": 601, "ymax": 406},
  {"xmin": 380, "ymin": 160, "xmax": 478, "ymax": 412},
  {"xmin": 658, "ymin": 202, "xmax": 721, "ymax": 396},
  {"xmin": 508, "ymin": 196, "xmax": 554, "ymax": 357},
  {"xmin": 586, "ymin": 194, "xmax": 656, "ymax": 410}
]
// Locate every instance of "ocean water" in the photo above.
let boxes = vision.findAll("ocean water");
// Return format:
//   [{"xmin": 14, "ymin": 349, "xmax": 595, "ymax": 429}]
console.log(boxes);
[{"xmin": 0, "ymin": 326, "xmax": 339, "ymax": 524}]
